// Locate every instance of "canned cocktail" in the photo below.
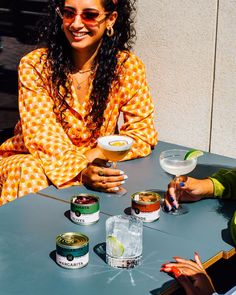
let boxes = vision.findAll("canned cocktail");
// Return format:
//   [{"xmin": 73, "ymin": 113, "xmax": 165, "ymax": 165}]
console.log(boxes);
[
  {"xmin": 70, "ymin": 194, "xmax": 99, "ymax": 225},
  {"xmin": 56, "ymin": 232, "xmax": 89, "ymax": 269},
  {"xmin": 106, "ymin": 215, "xmax": 143, "ymax": 269},
  {"xmin": 131, "ymin": 191, "xmax": 161, "ymax": 222}
]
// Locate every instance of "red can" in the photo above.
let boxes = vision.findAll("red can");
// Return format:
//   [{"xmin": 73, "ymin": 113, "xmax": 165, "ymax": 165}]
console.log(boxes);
[{"xmin": 131, "ymin": 191, "xmax": 161, "ymax": 222}]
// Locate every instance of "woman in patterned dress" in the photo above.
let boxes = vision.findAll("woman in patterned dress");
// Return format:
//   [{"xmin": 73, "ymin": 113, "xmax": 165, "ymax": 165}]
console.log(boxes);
[{"xmin": 0, "ymin": 0, "xmax": 157, "ymax": 205}]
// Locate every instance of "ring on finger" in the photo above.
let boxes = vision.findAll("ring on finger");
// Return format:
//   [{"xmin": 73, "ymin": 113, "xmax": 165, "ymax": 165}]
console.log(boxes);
[
  {"xmin": 98, "ymin": 170, "xmax": 104, "ymax": 176},
  {"xmin": 174, "ymin": 175, "xmax": 188, "ymax": 183}
]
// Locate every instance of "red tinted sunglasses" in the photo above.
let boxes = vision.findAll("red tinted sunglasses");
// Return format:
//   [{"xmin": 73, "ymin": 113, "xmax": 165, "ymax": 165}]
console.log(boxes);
[{"xmin": 56, "ymin": 7, "xmax": 110, "ymax": 26}]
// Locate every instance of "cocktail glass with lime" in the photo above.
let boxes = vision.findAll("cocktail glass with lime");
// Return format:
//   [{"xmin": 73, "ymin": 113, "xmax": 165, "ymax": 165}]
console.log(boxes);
[
  {"xmin": 97, "ymin": 135, "xmax": 133, "ymax": 195},
  {"xmin": 106, "ymin": 215, "xmax": 143, "ymax": 268},
  {"xmin": 159, "ymin": 149, "xmax": 203, "ymax": 215}
]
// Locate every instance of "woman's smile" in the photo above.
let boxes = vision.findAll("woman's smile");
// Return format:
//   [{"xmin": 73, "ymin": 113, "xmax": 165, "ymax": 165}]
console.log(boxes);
[{"xmin": 70, "ymin": 30, "xmax": 90, "ymax": 39}]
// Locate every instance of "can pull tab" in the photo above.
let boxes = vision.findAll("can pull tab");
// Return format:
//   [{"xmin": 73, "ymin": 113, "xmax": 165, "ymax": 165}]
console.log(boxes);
[
  {"xmin": 63, "ymin": 237, "xmax": 75, "ymax": 245},
  {"xmin": 134, "ymin": 194, "xmax": 140, "ymax": 201}
]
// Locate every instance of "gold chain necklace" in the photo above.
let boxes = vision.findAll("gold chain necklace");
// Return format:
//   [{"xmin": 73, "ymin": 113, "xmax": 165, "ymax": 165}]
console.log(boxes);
[
  {"xmin": 78, "ymin": 68, "xmax": 93, "ymax": 74},
  {"xmin": 73, "ymin": 66, "xmax": 96, "ymax": 90},
  {"xmin": 74, "ymin": 76, "xmax": 90, "ymax": 90},
  {"xmin": 73, "ymin": 71, "xmax": 92, "ymax": 90}
]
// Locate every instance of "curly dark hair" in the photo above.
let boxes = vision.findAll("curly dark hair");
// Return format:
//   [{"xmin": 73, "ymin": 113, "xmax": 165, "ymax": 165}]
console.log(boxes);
[{"xmin": 38, "ymin": 0, "xmax": 137, "ymax": 134}]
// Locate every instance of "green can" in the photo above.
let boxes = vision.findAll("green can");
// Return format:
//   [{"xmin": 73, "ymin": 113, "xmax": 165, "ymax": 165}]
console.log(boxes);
[
  {"xmin": 56, "ymin": 232, "xmax": 89, "ymax": 269},
  {"xmin": 70, "ymin": 194, "xmax": 100, "ymax": 225}
]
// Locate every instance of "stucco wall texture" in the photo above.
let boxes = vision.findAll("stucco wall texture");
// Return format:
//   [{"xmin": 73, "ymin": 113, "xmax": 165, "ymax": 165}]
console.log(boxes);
[{"xmin": 134, "ymin": 0, "xmax": 236, "ymax": 158}]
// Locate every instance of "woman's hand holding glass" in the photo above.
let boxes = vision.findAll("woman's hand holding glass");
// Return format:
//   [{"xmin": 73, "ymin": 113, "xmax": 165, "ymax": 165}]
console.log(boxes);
[
  {"xmin": 164, "ymin": 176, "xmax": 214, "ymax": 212},
  {"xmin": 81, "ymin": 147, "xmax": 128, "ymax": 193}
]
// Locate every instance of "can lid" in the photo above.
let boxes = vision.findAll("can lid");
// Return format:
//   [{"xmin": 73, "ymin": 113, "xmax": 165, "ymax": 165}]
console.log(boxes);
[
  {"xmin": 71, "ymin": 194, "xmax": 99, "ymax": 204},
  {"xmin": 56, "ymin": 232, "xmax": 89, "ymax": 248},
  {"xmin": 131, "ymin": 191, "xmax": 161, "ymax": 204}
]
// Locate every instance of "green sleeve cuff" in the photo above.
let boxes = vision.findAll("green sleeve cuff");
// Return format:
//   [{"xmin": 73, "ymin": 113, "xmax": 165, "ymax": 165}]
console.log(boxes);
[
  {"xmin": 230, "ymin": 211, "xmax": 236, "ymax": 246},
  {"xmin": 209, "ymin": 177, "xmax": 225, "ymax": 197}
]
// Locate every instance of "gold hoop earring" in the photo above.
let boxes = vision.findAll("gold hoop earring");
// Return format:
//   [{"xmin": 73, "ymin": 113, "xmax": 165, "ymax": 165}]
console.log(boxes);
[{"xmin": 106, "ymin": 27, "xmax": 114, "ymax": 37}]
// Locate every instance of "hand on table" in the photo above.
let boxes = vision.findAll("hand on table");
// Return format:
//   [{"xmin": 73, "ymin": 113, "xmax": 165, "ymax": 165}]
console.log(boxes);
[
  {"xmin": 164, "ymin": 176, "xmax": 214, "ymax": 212},
  {"xmin": 81, "ymin": 158, "xmax": 128, "ymax": 193},
  {"xmin": 160, "ymin": 252, "xmax": 215, "ymax": 295}
]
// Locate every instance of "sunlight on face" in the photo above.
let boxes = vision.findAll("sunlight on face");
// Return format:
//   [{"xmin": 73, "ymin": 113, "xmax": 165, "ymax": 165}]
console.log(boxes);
[{"xmin": 63, "ymin": 0, "xmax": 109, "ymax": 53}]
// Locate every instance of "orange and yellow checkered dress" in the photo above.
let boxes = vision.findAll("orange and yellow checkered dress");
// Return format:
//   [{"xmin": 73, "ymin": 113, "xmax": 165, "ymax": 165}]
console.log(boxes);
[{"xmin": 0, "ymin": 48, "xmax": 157, "ymax": 205}]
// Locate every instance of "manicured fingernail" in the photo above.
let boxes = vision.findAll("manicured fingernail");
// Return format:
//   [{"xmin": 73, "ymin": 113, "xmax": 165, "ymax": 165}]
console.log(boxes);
[
  {"xmin": 120, "ymin": 181, "xmax": 125, "ymax": 184},
  {"xmin": 112, "ymin": 187, "xmax": 119, "ymax": 191},
  {"xmin": 170, "ymin": 195, "xmax": 175, "ymax": 202},
  {"xmin": 123, "ymin": 175, "xmax": 128, "ymax": 179},
  {"xmin": 171, "ymin": 266, "xmax": 182, "ymax": 278},
  {"xmin": 161, "ymin": 261, "xmax": 171, "ymax": 267},
  {"xmin": 161, "ymin": 263, "xmax": 167, "ymax": 268},
  {"xmin": 173, "ymin": 256, "xmax": 181, "ymax": 261},
  {"xmin": 194, "ymin": 251, "xmax": 201, "ymax": 260},
  {"xmin": 119, "ymin": 170, "xmax": 124, "ymax": 175},
  {"xmin": 172, "ymin": 202, "xmax": 178, "ymax": 210},
  {"xmin": 164, "ymin": 203, "xmax": 171, "ymax": 212},
  {"xmin": 180, "ymin": 182, "xmax": 185, "ymax": 187}
]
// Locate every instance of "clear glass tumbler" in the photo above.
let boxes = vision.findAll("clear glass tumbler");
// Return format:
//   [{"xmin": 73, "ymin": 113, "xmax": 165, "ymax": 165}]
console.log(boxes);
[{"xmin": 106, "ymin": 215, "xmax": 143, "ymax": 269}]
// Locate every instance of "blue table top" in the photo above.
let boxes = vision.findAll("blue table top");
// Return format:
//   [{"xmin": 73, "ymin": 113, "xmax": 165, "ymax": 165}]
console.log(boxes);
[
  {"xmin": 0, "ymin": 194, "xmax": 218, "ymax": 295},
  {"xmin": 1, "ymin": 141, "xmax": 236, "ymax": 295},
  {"xmin": 38, "ymin": 141, "xmax": 236, "ymax": 257}
]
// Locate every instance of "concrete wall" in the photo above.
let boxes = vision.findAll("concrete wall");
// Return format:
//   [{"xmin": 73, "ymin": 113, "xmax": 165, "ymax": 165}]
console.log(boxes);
[{"xmin": 134, "ymin": 0, "xmax": 236, "ymax": 158}]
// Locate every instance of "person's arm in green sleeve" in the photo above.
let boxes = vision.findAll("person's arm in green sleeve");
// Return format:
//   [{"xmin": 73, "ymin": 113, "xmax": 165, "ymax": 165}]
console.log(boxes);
[{"xmin": 210, "ymin": 169, "xmax": 236, "ymax": 200}]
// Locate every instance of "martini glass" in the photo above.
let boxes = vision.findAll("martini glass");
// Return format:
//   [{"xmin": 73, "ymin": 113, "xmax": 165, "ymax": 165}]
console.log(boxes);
[
  {"xmin": 97, "ymin": 135, "xmax": 133, "ymax": 195},
  {"xmin": 159, "ymin": 149, "xmax": 197, "ymax": 215}
]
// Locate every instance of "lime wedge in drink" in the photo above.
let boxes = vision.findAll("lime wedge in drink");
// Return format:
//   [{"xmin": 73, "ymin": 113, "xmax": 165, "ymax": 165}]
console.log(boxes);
[
  {"xmin": 184, "ymin": 149, "xmax": 203, "ymax": 160},
  {"xmin": 107, "ymin": 235, "xmax": 124, "ymax": 257}
]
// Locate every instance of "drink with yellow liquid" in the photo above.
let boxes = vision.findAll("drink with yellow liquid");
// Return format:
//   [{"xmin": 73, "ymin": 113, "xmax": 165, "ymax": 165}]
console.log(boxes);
[
  {"xmin": 97, "ymin": 135, "xmax": 133, "ymax": 195},
  {"xmin": 97, "ymin": 135, "xmax": 133, "ymax": 164}
]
